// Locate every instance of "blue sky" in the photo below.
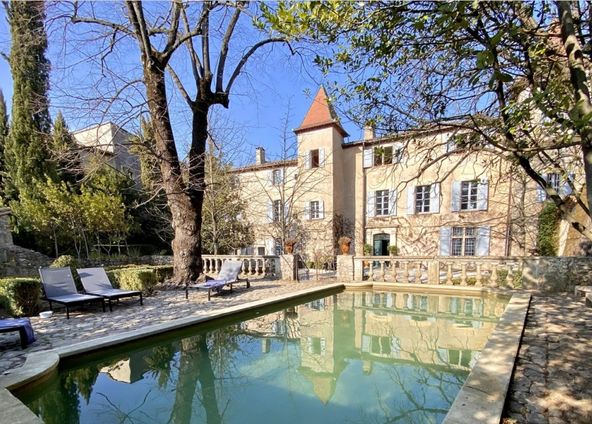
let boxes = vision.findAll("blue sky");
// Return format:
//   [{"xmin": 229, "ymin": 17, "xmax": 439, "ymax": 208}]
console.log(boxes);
[{"xmin": 0, "ymin": 3, "xmax": 361, "ymax": 167}]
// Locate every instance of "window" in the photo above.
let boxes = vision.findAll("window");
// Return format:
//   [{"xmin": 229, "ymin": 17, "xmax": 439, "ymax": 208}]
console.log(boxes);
[
  {"xmin": 547, "ymin": 173, "xmax": 560, "ymax": 193},
  {"xmin": 373, "ymin": 146, "xmax": 393, "ymax": 166},
  {"xmin": 274, "ymin": 238, "xmax": 282, "ymax": 256},
  {"xmin": 415, "ymin": 185, "xmax": 431, "ymax": 213},
  {"xmin": 272, "ymin": 200, "xmax": 283, "ymax": 222},
  {"xmin": 310, "ymin": 149, "xmax": 320, "ymax": 168},
  {"xmin": 310, "ymin": 200, "xmax": 320, "ymax": 219},
  {"xmin": 375, "ymin": 189, "xmax": 390, "ymax": 216},
  {"xmin": 460, "ymin": 181, "xmax": 479, "ymax": 210},
  {"xmin": 272, "ymin": 169, "xmax": 282, "ymax": 185},
  {"xmin": 451, "ymin": 227, "xmax": 476, "ymax": 256}
]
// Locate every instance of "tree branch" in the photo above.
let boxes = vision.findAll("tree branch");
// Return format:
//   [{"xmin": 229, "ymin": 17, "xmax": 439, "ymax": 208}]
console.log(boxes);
[{"xmin": 216, "ymin": 6, "xmax": 242, "ymax": 93}]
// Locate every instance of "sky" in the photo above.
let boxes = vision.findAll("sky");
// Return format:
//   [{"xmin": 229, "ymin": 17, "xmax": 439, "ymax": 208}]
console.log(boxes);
[{"xmin": 0, "ymin": 3, "xmax": 362, "ymax": 167}]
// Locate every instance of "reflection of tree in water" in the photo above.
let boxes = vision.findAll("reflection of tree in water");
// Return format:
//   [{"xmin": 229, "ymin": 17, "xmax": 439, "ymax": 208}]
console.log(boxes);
[{"xmin": 27, "ymin": 372, "xmax": 81, "ymax": 424}]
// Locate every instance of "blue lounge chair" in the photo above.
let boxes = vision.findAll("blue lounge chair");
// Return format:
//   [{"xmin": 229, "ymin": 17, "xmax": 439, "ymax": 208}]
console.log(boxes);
[
  {"xmin": 185, "ymin": 260, "xmax": 250, "ymax": 300},
  {"xmin": 39, "ymin": 267, "xmax": 105, "ymax": 319},
  {"xmin": 77, "ymin": 267, "xmax": 143, "ymax": 312}
]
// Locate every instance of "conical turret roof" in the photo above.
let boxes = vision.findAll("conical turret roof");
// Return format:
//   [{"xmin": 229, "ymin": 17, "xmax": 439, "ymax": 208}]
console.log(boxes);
[{"xmin": 295, "ymin": 86, "xmax": 348, "ymax": 137}]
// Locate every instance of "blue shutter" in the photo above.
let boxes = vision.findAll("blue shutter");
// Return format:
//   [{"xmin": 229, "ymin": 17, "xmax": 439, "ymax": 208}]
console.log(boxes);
[
  {"xmin": 451, "ymin": 181, "xmax": 461, "ymax": 212},
  {"xmin": 430, "ymin": 183, "xmax": 440, "ymax": 213},
  {"xmin": 478, "ymin": 179, "xmax": 489, "ymax": 211},
  {"xmin": 475, "ymin": 226, "xmax": 490, "ymax": 256},
  {"xmin": 407, "ymin": 186, "xmax": 415, "ymax": 215},
  {"xmin": 389, "ymin": 190, "xmax": 397, "ymax": 215},
  {"xmin": 363, "ymin": 149, "xmax": 373, "ymax": 168},
  {"xmin": 440, "ymin": 227, "xmax": 452, "ymax": 256}
]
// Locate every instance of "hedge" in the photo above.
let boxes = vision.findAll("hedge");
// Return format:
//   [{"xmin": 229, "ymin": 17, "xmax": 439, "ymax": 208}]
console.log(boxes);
[
  {"xmin": 0, "ymin": 278, "xmax": 41, "ymax": 317},
  {"xmin": 106, "ymin": 267, "xmax": 158, "ymax": 295}
]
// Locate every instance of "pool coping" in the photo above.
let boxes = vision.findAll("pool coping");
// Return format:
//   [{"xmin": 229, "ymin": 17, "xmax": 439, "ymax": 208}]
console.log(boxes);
[{"xmin": 0, "ymin": 283, "xmax": 528, "ymax": 424}]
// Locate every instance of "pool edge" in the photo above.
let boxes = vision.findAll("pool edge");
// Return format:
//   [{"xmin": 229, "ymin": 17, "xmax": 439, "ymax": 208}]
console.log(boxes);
[{"xmin": 442, "ymin": 292, "xmax": 531, "ymax": 424}]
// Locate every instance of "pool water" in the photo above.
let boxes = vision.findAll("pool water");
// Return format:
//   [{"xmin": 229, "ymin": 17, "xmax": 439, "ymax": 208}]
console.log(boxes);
[{"xmin": 18, "ymin": 290, "xmax": 509, "ymax": 424}]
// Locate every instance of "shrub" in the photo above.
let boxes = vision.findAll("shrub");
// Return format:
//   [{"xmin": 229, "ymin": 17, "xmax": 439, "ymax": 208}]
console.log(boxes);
[
  {"xmin": 363, "ymin": 244, "xmax": 373, "ymax": 256},
  {"xmin": 151, "ymin": 265, "xmax": 173, "ymax": 283},
  {"xmin": 495, "ymin": 269, "xmax": 523, "ymax": 288},
  {"xmin": 0, "ymin": 278, "xmax": 41, "ymax": 317},
  {"xmin": 388, "ymin": 245, "xmax": 399, "ymax": 256},
  {"xmin": 107, "ymin": 267, "xmax": 157, "ymax": 295},
  {"xmin": 51, "ymin": 255, "xmax": 82, "ymax": 290},
  {"xmin": 536, "ymin": 202, "xmax": 560, "ymax": 256}
]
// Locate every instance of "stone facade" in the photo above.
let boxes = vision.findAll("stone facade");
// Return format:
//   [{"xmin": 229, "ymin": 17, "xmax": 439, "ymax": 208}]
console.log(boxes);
[
  {"xmin": 336, "ymin": 255, "xmax": 354, "ymax": 282},
  {"xmin": 232, "ymin": 87, "xmax": 584, "ymax": 263}
]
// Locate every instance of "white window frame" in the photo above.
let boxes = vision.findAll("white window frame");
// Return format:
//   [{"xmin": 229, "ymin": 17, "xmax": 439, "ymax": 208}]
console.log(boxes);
[
  {"xmin": 375, "ymin": 189, "xmax": 390, "ymax": 216},
  {"xmin": 460, "ymin": 181, "xmax": 479, "ymax": 211},
  {"xmin": 415, "ymin": 185, "xmax": 431, "ymax": 213},
  {"xmin": 310, "ymin": 200, "xmax": 320, "ymax": 219},
  {"xmin": 451, "ymin": 227, "xmax": 477, "ymax": 256}
]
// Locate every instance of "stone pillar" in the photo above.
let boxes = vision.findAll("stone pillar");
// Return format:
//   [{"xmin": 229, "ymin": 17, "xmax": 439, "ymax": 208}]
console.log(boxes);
[
  {"xmin": 279, "ymin": 254, "xmax": 297, "ymax": 281},
  {"xmin": 354, "ymin": 258, "xmax": 364, "ymax": 281},
  {"xmin": 0, "ymin": 208, "xmax": 13, "ymax": 248},
  {"xmin": 337, "ymin": 255, "xmax": 354, "ymax": 281},
  {"xmin": 427, "ymin": 260, "xmax": 440, "ymax": 284}
]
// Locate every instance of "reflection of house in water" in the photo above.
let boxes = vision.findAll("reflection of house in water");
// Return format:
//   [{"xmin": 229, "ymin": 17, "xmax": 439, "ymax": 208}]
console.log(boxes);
[
  {"xmin": 240, "ymin": 310, "xmax": 301, "ymax": 353},
  {"xmin": 241, "ymin": 291, "xmax": 507, "ymax": 404},
  {"xmin": 100, "ymin": 350, "xmax": 152, "ymax": 384}
]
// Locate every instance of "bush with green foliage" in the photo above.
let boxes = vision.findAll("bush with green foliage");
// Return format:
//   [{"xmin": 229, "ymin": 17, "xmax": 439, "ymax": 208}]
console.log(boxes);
[
  {"xmin": 536, "ymin": 202, "xmax": 560, "ymax": 256},
  {"xmin": 0, "ymin": 278, "xmax": 41, "ymax": 317},
  {"xmin": 106, "ymin": 267, "xmax": 158, "ymax": 295},
  {"xmin": 363, "ymin": 244, "xmax": 373, "ymax": 256}
]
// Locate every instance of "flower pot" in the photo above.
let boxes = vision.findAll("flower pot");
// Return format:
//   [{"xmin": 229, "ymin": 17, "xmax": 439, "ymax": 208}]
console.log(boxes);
[
  {"xmin": 340, "ymin": 243, "xmax": 351, "ymax": 254},
  {"xmin": 285, "ymin": 244, "xmax": 294, "ymax": 254}
]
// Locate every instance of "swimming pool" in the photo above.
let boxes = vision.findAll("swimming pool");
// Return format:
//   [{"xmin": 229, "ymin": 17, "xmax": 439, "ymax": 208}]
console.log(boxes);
[{"xmin": 16, "ymin": 289, "xmax": 510, "ymax": 424}]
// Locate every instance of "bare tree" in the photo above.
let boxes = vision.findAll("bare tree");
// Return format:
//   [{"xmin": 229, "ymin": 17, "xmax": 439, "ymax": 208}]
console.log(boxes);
[{"xmin": 66, "ymin": 1, "xmax": 287, "ymax": 283}]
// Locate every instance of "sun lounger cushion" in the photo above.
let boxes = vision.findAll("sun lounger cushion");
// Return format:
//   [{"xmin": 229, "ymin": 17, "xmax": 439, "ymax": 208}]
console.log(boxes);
[{"xmin": 0, "ymin": 318, "xmax": 36, "ymax": 346}]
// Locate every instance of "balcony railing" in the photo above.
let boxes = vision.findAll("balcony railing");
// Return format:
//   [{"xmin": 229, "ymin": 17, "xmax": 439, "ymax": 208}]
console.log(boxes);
[
  {"xmin": 202, "ymin": 255, "xmax": 279, "ymax": 278},
  {"xmin": 353, "ymin": 256, "xmax": 524, "ymax": 287}
]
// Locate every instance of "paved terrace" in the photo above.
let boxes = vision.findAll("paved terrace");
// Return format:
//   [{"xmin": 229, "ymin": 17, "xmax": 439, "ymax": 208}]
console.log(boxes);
[{"xmin": 0, "ymin": 280, "xmax": 591, "ymax": 424}]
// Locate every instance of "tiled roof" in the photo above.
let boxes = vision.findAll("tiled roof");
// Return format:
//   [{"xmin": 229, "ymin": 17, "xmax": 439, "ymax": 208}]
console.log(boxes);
[
  {"xmin": 294, "ymin": 86, "xmax": 348, "ymax": 137},
  {"xmin": 231, "ymin": 158, "xmax": 298, "ymax": 174}
]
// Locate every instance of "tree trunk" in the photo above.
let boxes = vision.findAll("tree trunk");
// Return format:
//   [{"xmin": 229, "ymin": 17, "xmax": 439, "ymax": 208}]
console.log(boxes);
[{"xmin": 143, "ymin": 64, "xmax": 202, "ymax": 283}]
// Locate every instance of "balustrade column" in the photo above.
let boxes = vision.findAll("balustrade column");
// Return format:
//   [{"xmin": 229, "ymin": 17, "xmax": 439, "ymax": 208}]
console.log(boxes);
[
  {"xmin": 446, "ymin": 263, "xmax": 453, "ymax": 285},
  {"xmin": 476, "ymin": 263, "xmax": 482, "ymax": 287},
  {"xmin": 461, "ymin": 264, "xmax": 467, "ymax": 286}
]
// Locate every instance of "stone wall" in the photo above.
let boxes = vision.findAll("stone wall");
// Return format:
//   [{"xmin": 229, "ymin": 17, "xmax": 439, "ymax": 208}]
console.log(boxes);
[{"xmin": 521, "ymin": 257, "xmax": 592, "ymax": 292}]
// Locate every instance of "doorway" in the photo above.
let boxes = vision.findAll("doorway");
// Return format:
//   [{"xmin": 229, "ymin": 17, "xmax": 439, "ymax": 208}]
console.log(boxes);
[{"xmin": 373, "ymin": 233, "xmax": 390, "ymax": 256}]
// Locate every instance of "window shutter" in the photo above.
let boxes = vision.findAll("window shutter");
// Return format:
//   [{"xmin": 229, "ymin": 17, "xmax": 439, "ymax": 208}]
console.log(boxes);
[
  {"xmin": 363, "ymin": 149, "xmax": 373, "ymax": 168},
  {"xmin": 439, "ymin": 227, "xmax": 452, "ymax": 256},
  {"xmin": 319, "ymin": 200, "xmax": 325, "ymax": 219},
  {"xmin": 304, "ymin": 151, "xmax": 311, "ymax": 169},
  {"xmin": 283, "ymin": 201, "xmax": 289, "ymax": 220},
  {"xmin": 393, "ymin": 142, "xmax": 403, "ymax": 163},
  {"xmin": 536, "ymin": 179, "xmax": 546, "ymax": 202},
  {"xmin": 560, "ymin": 173, "xmax": 574, "ymax": 197},
  {"xmin": 406, "ymin": 186, "xmax": 415, "ymax": 215},
  {"xmin": 451, "ymin": 181, "xmax": 461, "ymax": 212},
  {"xmin": 280, "ymin": 168, "xmax": 285, "ymax": 183},
  {"xmin": 430, "ymin": 183, "xmax": 440, "ymax": 213},
  {"xmin": 267, "ymin": 201, "xmax": 273, "ymax": 223},
  {"xmin": 477, "ymin": 179, "xmax": 489, "ymax": 210},
  {"xmin": 265, "ymin": 239, "xmax": 274, "ymax": 255},
  {"xmin": 475, "ymin": 226, "xmax": 491, "ymax": 256},
  {"xmin": 389, "ymin": 189, "xmax": 397, "ymax": 215},
  {"xmin": 367, "ymin": 193, "xmax": 375, "ymax": 217},
  {"xmin": 303, "ymin": 202, "xmax": 310, "ymax": 220},
  {"xmin": 319, "ymin": 148, "xmax": 325, "ymax": 167}
]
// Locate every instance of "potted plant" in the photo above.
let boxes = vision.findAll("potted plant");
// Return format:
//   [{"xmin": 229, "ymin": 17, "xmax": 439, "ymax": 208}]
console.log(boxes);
[
  {"xmin": 388, "ymin": 245, "xmax": 399, "ymax": 256},
  {"xmin": 363, "ymin": 244, "xmax": 373, "ymax": 256},
  {"xmin": 338, "ymin": 236, "xmax": 352, "ymax": 254},
  {"xmin": 284, "ymin": 238, "xmax": 297, "ymax": 254}
]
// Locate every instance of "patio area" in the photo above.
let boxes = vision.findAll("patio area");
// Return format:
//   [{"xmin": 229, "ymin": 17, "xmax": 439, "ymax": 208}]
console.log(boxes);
[{"xmin": 0, "ymin": 281, "xmax": 590, "ymax": 424}]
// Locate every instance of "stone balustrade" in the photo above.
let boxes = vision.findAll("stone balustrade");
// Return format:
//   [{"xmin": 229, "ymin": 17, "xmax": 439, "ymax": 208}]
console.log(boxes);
[
  {"xmin": 345, "ymin": 255, "xmax": 592, "ymax": 293},
  {"xmin": 202, "ymin": 255, "xmax": 279, "ymax": 278}
]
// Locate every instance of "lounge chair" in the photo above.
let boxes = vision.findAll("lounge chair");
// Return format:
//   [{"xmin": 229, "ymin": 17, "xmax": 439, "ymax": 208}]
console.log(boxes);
[
  {"xmin": 39, "ymin": 267, "xmax": 105, "ymax": 319},
  {"xmin": 185, "ymin": 260, "xmax": 250, "ymax": 300},
  {"xmin": 77, "ymin": 267, "xmax": 143, "ymax": 312},
  {"xmin": 0, "ymin": 318, "xmax": 35, "ymax": 348}
]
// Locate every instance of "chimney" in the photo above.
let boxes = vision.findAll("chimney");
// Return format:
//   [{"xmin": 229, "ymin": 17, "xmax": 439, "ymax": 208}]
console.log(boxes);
[
  {"xmin": 363, "ymin": 125, "xmax": 375, "ymax": 140},
  {"xmin": 255, "ymin": 147, "xmax": 266, "ymax": 165}
]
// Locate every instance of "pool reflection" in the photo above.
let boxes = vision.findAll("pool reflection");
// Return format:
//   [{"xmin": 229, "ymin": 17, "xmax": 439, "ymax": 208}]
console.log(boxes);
[{"xmin": 22, "ymin": 291, "xmax": 508, "ymax": 424}]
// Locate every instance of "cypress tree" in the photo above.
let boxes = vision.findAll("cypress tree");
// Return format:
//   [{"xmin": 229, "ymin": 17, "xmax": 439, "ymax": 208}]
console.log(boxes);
[
  {"xmin": 51, "ymin": 111, "xmax": 81, "ymax": 184},
  {"xmin": 0, "ymin": 90, "xmax": 8, "ymax": 198},
  {"xmin": 4, "ymin": 0, "xmax": 53, "ymax": 202}
]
